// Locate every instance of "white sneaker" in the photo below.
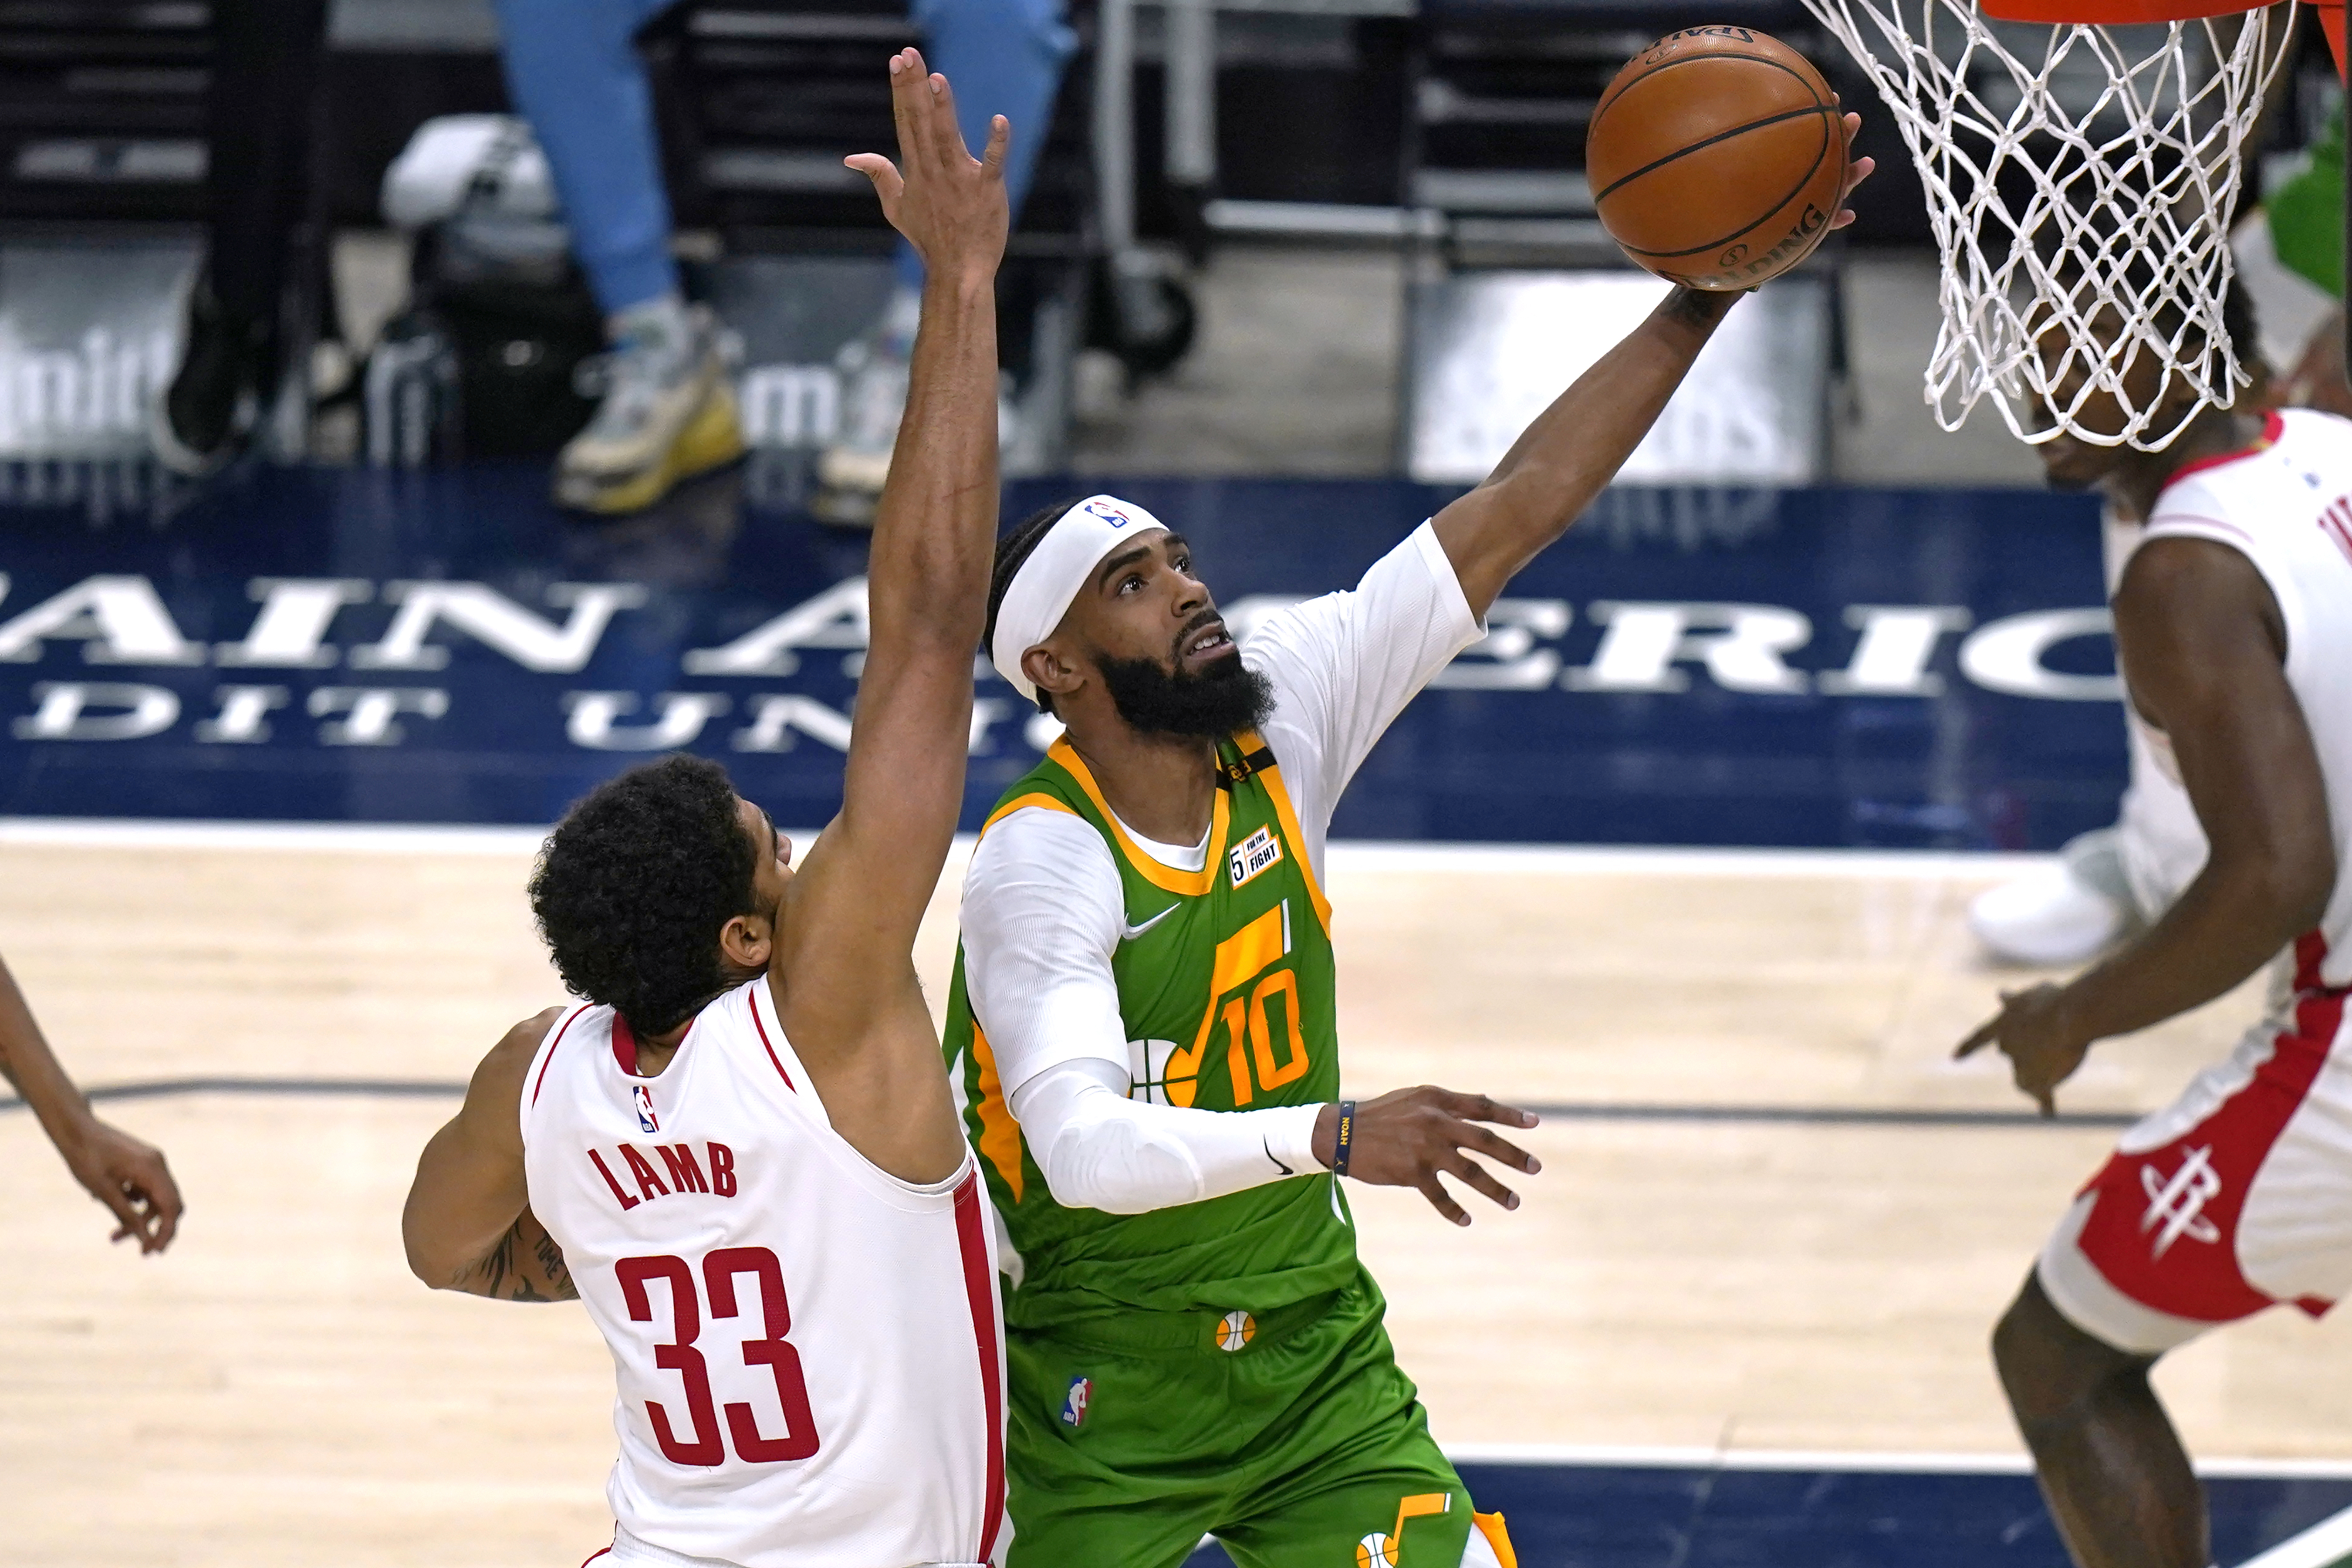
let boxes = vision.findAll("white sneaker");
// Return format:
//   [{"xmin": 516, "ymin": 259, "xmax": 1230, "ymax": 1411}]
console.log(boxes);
[
  {"xmin": 1967, "ymin": 827, "xmax": 2138, "ymax": 966},
  {"xmin": 817, "ymin": 287, "xmax": 921, "ymax": 502},
  {"xmin": 555, "ymin": 296, "xmax": 744, "ymax": 515},
  {"xmin": 814, "ymin": 288, "xmax": 1020, "ymax": 524}
]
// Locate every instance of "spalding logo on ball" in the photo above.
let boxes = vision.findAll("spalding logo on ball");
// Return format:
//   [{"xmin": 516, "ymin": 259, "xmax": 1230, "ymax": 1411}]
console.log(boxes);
[{"xmin": 1586, "ymin": 26, "xmax": 1849, "ymax": 291}]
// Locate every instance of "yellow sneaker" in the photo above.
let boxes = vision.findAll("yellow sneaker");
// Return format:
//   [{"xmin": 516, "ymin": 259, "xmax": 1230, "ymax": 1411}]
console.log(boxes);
[{"xmin": 555, "ymin": 301, "xmax": 745, "ymax": 515}]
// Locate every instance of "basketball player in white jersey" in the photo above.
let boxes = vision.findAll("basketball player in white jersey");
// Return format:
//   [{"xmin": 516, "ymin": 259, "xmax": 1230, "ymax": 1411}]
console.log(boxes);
[
  {"xmin": 1970, "ymin": 215, "xmax": 2352, "ymax": 968},
  {"xmin": 1961, "ymin": 292, "xmax": 2352, "ymax": 1568},
  {"xmin": 402, "ymin": 52, "xmax": 1014, "ymax": 1568}
]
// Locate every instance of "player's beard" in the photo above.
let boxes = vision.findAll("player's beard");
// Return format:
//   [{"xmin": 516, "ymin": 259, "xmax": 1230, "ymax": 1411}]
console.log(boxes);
[{"xmin": 1095, "ymin": 644, "xmax": 1274, "ymax": 740}]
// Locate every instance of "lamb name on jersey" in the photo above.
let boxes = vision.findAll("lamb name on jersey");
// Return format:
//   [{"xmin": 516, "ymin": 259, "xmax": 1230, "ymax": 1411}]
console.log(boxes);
[{"xmin": 522, "ymin": 977, "xmax": 1008, "ymax": 1568}]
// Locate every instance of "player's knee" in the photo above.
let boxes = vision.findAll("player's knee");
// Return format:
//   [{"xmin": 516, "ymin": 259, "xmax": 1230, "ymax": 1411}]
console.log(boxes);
[{"xmin": 1992, "ymin": 1275, "xmax": 2139, "ymax": 1426}]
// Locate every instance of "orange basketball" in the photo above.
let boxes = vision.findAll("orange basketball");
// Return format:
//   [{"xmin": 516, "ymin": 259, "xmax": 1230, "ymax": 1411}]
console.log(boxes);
[{"xmin": 1587, "ymin": 27, "xmax": 1848, "ymax": 291}]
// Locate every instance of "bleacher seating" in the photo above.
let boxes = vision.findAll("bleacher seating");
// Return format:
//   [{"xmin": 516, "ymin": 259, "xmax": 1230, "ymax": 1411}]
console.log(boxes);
[{"xmin": 0, "ymin": 0, "xmax": 210, "ymax": 225}]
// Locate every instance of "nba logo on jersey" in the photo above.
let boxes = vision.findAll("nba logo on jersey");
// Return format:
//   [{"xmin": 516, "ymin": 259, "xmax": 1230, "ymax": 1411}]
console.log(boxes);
[
  {"xmin": 1061, "ymin": 1375, "xmax": 1092, "ymax": 1427},
  {"xmin": 1228, "ymin": 825, "xmax": 1283, "ymax": 888},
  {"xmin": 632, "ymin": 1084, "xmax": 659, "ymax": 1135}
]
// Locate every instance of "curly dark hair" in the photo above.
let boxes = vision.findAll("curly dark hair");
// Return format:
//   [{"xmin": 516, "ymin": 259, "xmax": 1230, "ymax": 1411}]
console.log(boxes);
[
  {"xmin": 987, "ymin": 497, "xmax": 1085, "ymax": 716},
  {"xmin": 528, "ymin": 754, "xmax": 761, "ymax": 1036}
]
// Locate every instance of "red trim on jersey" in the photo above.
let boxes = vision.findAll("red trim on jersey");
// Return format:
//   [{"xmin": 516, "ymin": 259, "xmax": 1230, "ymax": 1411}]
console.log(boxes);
[
  {"xmin": 747, "ymin": 986, "xmax": 797, "ymax": 1092},
  {"xmin": 529, "ymin": 1007, "xmax": 588, "ymax": 1107},
  {"xmin": 578, "ymin": 1550, "xmax": 612, "ymax": 1568},
  {"xmin": 2166, "ymin": 409, "xmax": 2284, "ymax": 486},
  {"xmin": 953, "ymin": 1170, "xmax": 1006, "ymax": 1561},
  {"xmin": 2295, "ymin": 929, "xmax": 2334, "ymax": 994},
  {"xmin": 2322, "ymin": 507, "xmax": 2352, "ymax": 563},
  {"xmin": 611, "ymin": 1013, "xmax": 639, "ymax": 1075}
]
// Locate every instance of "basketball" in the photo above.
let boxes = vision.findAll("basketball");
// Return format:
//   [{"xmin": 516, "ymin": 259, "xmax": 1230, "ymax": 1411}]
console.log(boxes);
[{"xmin": 1587, "ymin": 26, "xmax": 1848, "ymax": 291}]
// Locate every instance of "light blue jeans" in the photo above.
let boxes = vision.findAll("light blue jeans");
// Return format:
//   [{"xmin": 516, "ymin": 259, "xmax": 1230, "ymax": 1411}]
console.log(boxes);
[{"xmin": 491, "ymin": 0, "xmax": 1076, "ymax": 314}]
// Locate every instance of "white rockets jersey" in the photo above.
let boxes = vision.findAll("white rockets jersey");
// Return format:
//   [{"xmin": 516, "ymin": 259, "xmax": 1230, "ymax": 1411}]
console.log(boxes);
[
  {"xmin": 2143, "ymin": 408, "xmax": 2352, "ymax": 989},
  {"xmin": 520, "ymin": 978, "xmax": 1006, "ymax": 1568}
]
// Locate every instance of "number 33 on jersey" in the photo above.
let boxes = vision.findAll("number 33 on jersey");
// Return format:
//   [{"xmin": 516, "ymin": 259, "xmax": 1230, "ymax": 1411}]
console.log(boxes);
[{"xmin": 524, "ymin": 981, "xmax": 1008, "ymax": 1568}]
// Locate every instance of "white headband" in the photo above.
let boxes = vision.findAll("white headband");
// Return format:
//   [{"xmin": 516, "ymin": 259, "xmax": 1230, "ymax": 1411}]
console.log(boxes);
[{"xmin": 990, "ymin": 493, "xmax": 1168, "ymax": 702}]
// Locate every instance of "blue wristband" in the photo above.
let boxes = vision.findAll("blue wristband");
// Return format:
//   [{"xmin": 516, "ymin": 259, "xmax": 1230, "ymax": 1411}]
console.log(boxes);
[{"xmin": 1331, "ymin": 1101, "xmax": 1356, "ymax": 1179}]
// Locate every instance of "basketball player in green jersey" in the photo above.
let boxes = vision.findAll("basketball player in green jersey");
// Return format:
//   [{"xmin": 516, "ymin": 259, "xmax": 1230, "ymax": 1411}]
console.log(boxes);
[{"xmin": 945, "ymin": 128, "xmax": 1874, "ymax": 1568}]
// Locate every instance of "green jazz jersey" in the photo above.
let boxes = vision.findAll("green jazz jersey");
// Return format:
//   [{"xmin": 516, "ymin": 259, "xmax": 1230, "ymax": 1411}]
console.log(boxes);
[{"xmin": 943, "ymin": 732, "xmax": 1355, "ymax": 1331}]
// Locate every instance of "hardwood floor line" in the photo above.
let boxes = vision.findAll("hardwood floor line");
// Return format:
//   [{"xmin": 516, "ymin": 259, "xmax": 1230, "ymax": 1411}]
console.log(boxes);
[{"xmin": 0, "ymin": 1077, "xmax": 2144, "ymax": 1129}]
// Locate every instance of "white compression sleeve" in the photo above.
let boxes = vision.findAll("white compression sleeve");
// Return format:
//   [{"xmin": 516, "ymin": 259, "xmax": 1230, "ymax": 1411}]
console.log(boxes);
[{"xmin": 1008, "ymin": 1058, "xmax": 1325, "ymax": 1215}]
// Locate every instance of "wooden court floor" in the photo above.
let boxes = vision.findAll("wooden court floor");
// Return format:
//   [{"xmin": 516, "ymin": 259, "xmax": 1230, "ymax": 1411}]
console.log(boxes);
[{"xmin": 2, "ymin": 831, "xmax": 2347, "ymax": 1567}]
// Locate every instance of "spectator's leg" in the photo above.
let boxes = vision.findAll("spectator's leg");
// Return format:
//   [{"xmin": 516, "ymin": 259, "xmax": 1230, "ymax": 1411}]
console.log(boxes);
[
  {"xmin": 492, "ymin": 0, "xmax": 743, "ymax": 512},
  {"xmin": 821, "ymin": 0, "xmax": 1073, "ymax": 514},
  {"xmin": 211, "ymin": 0, "xmax": 328, "ymax": 335},
  {"xmin": 897, "ymin": 0, "xmax": 1077, "ymax": 289},
  {"xmin": 490, "ymin": 0, "xmax": 682, "ymax": 315},
  {"xmin": 152, "ymin": 0, "xmax": 329, "ymax": 474}
]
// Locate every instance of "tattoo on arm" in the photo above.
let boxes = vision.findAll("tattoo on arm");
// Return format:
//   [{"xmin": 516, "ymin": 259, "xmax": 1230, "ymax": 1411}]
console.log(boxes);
[
  {"xmin": 452, "ymin": 1212, "xmax": 578, "ymax": 1302},
  {"xmin": 531, "ymin": 1225, "xmax": 573, "ymax": 1299}
]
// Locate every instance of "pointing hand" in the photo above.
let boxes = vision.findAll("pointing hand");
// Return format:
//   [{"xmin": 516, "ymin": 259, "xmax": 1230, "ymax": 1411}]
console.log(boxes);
[{"xmin": 1956, "ymin": 983, "xmax": 2089, "ymax": 1118}]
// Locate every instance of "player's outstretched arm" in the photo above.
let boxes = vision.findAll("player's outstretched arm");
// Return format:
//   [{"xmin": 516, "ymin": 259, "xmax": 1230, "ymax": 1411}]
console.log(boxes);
[
  {"xmin": 403, "ymin": 1009, "xmax": 575, "ymax": 1301},
  {"xmin": 772, "ymin": 51, "xmax": 1008, "ymax": 1178},
  {"xmin": 0, "ymin": 950, "xmax": 181, "ymax": 1254},
  {"xmin": 1430, "ymin": 115, "xmax": 1874, "ymax": 618},
  {"xmin": 1957, "ymin": 538, "xmax": 2335, "ymax": 1113}
]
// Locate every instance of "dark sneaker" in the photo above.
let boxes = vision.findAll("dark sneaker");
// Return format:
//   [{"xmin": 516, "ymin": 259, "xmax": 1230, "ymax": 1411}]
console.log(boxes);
[{"xmin": 149, "ymin": 280, "xmax": 266, "ymax": 476}]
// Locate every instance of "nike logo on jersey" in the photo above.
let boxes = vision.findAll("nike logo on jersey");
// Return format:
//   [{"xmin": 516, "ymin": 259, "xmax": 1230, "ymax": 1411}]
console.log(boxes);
[{"xmin": 1120, "ymin": 905, "xmax": 1180, "ymax": 941}]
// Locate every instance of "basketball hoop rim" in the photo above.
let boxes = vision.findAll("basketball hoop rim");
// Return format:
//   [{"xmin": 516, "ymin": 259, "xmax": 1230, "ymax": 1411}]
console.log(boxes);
[
  {"xmin": 1976, "ymin": 0, "xmax": 2305, "ymax": 22},
  {"xmin": 1970, "ymin": 0, "xmax": 2341, "ymax": 88},
  {"xmin": 1977, "ymin": 0, "xmax": 2288, "ymax": 24}
]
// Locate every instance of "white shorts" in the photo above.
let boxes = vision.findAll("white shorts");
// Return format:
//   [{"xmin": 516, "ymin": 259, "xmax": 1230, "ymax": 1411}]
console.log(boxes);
[
  {"xmin": 2037, "ymin": 937, "xmax": 2352, "ymax": 1355},
  {"xmin": 593, "ymin": 1524, "xmax": 993, "ymax": 1568}
]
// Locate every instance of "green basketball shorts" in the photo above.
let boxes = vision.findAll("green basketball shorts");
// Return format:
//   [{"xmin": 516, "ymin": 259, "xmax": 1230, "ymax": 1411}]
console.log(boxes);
[{"xmin": 1000, "ymin": 1267, "xmax": 1514, "ymax": 1568}]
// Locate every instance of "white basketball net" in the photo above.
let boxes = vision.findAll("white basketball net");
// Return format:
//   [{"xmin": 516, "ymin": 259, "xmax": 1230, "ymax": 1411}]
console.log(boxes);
[{"xmin": 1799, "ymin": 0, "xmax": 2296, "ymax": 446}]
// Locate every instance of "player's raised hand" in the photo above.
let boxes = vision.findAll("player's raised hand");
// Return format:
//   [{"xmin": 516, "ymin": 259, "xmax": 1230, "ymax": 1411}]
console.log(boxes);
[
  {"xmin": 1827, "ymin": 109, "xmax": 1876, "ymax": 232},
  {"xmin": 59, "ymin": 1113, "xmax": 182, "ymax": 1254},
  {"xmin": 1315, "ymin": 1086, "xmax": 1541, "ymax": 1226},
  {"xmin": 1956, "ymin": 982, "xmax": 2088, "ymax": 1118},
  {"xmin": 844, "ymin": 49, "xmax": 1010, "ymax": 283}
]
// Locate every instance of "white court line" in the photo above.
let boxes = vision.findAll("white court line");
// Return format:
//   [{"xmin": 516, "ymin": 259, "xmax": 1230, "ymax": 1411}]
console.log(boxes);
[
  {"xmin": 1443, "ymin": 1443, "xmax": 2352, "ymax": 1479},
  {"xmin": 2236, "ymin": 1506, "xmax": 2352, "ymax": 1568},
  {"xmin": 1324, "ymin": 841, "xmax": 2053, "ymax": 879},
  {"xmin": 0, "ymin": 817, "xmax": 2058, "ymax": 879},
  {"xmin": 0, "ymin": 818, "xmax": 556, "ymax": 855}
]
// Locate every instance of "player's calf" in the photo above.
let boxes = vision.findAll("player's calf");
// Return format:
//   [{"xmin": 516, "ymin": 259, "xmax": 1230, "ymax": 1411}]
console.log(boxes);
[{"xmin": 1992, "ymin": 1276, "xmax": 2205, "ymax": 1568}]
